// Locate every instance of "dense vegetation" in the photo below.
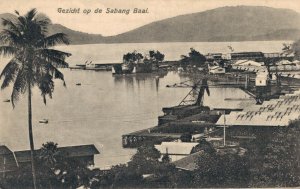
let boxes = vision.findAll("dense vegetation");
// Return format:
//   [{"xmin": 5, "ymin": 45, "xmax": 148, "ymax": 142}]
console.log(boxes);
[
  {"xmin": 122, "ymin": 50, "xmax": 164, "ymax": 64},
  {"xmin": 2, "ymin": 121, "xmax": 300, "ymax": 188},
  {"xmin": 180, "ymin": 48, "xmax": 207, "ymax": 70},
  {"xmin": 293, "ymin": 39, "xmax": 300, "ymax": 60}
]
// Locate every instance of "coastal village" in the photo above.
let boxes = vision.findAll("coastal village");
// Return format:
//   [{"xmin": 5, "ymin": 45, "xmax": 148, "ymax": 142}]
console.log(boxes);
[
  {"xmin": 1, "ymin": 2, "xmax": 300, "ymax": 189},
  {"xmin": 3, "ymin": 42, "xmax": 300, "ymax": 188},
  {"xmin": 121, "ymin": 49, "xmax": 300, "ymax": 161}
]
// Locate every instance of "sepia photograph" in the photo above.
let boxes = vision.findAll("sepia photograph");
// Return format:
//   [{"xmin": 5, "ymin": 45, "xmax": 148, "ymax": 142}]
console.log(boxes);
[{"xmin": 0, "ymin": 0, "xmax": 300, "ymax": 188}]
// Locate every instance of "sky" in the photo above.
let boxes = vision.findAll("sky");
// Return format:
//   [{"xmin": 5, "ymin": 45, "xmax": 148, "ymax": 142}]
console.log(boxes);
[{"xmin": 0, "ymin": 0, "xmax": 299, "ymax": 36}]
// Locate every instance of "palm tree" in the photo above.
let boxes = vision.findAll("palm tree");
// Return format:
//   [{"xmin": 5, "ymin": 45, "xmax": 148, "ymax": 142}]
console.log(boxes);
[
  {"xmin": 39, "ymin": 142, "xmax": 61, "ymax": 168},
  {"xmin": 0, "ymin": 9, "xmax": 71, "ymax": 189}
]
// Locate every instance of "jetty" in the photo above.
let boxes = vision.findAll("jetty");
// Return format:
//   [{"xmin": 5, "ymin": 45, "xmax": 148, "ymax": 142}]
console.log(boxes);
[{"xmin": 69, "ymin": 63, "xmax": 117, "ymax": 71}]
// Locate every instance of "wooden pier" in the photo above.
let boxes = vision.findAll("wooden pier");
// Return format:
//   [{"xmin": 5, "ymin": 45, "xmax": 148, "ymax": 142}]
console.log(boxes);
[
  {"xmin": 69, "ymin": 63, "xmax": 120, "ymax": 71},
  {"xmin": 122, "ymin": 127, "xmax": 181, "ymax": 148}
]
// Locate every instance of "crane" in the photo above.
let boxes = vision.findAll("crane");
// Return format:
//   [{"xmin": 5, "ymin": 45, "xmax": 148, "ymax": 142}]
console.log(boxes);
[
  {"xmin": 166, "ymin": 77, "xmax": 244, "ymax": 107},
  {"xmin": 166, "ymin": 78, "xmax": 210, "ymax": 106}
]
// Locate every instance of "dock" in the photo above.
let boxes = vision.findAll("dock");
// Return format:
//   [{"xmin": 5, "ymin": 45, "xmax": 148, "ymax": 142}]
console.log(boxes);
[
  {"xmin": 69, "ymin": 63, "xmax": 120, "ymax": 71},
  {"xmin": 122, "ymin": 127, "xmax": 181, "ymax": 148},
  {"xmin": 122, "ymin": 70, "xmax": 300, "ymax": 148}
]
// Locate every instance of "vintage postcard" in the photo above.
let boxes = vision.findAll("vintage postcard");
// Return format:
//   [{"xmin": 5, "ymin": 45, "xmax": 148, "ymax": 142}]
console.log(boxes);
[{"xmin": 0, "ymin": 0, "xmax": 300, "ymax": 188}]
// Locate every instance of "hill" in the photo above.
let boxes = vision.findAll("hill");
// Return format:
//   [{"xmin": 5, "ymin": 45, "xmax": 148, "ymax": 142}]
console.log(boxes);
[
  {"xmin": 1, "ymin": 6, "xmax": 300, "ymax": 44},
  {"xmin": 0, "ymin": 13, "xmax": 105, "ymax": 44},
  {"xmin": 106, "ymin": 6, "xmax": 300, "ymax": 43},
  {"xmin": 48, "ymin": 24, "xmax": 105, "ymax": 44}
]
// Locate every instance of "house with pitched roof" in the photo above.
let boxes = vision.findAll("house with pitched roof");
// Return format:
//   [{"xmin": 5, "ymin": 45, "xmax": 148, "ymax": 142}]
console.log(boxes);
[
  {"xmin": 14, "ymin": 144, "xmax": 100, "ymax": 167},
  {"xmin": 0, "ymin": 144, "xmax": 100, "ymax": 175},
  {"xmin": 0, "ymin": 146, "xmax": 19, "ymax": 175}
]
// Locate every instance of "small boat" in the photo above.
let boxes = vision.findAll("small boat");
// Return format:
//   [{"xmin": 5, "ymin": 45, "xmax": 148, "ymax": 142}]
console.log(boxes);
[
  {"xmin": 132, "ymin": 66, "xmax": 136, "ymax": 74},
  {"xmin": 39, "ymin": 119, "xmax": 48, "ymax": 124},
  {"xmin": 76, "ymin": 83, "xmax": 81, "ymax": 86},
  {"xmin": 112, "ymin": 66, "xmax": 116, "ymax": 74},
  {"xmin": 3, "ymin": 99, "xmax": 10, "ymax": 102}
]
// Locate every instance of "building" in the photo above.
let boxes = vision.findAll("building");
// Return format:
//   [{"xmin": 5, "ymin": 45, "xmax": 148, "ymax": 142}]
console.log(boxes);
[
  {"xmin": 206, "ymin": 53, "xmax": 223, "ymax": 61},
  {"xmin": 264, "ymin": 52, "xmax": 281, "ymax": 58},
  {"xmin": 208, "ymin": 66, "xmax": 226, "ymax": 74},
  {"xmin": 222, "ymin": 53, "xmax": 231, "ymax": 60},
  {"xmin": 14, "ymin": 144, "xmax": 100, "ymax": 167},
  {"xmin": 255, "ymin": 71, "xmax": 269, "ymax": 87},
  {"xmin": 232, "ymin": 60, "xmax": 265, "ymax": 72},
  {"xmin": 0, "ymin": 144, "xmax": 100, "ymax": 174},
  {"xmin": 230, "ymin": 52, "xmax": 264, "ymax": 61},
  {"xmin": 173, "ymin": 151, "xmax": 203, "ymax": 171},
  {"xmin": 215, "ymin": 89, "xmax": 300, "ymax": 127},
  {"xmin": 0, "ymin": 146, "xmax": 18, "ymax": 175},
  {"xmin": 270, "ymin": 59, "xmax": 300, "ymax": 71},
  {"xmin": 154, "ymin": 142, "xmax": 199, "ymax": 162},
  {"xmin": 173, "ymin": 146, "xmax": 247, "ymax": 171}
]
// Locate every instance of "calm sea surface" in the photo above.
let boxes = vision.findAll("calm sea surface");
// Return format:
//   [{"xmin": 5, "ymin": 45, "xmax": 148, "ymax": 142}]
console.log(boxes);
[{"xmin": 0, "ymin": 41, "xmax": 288, "ymax": 168}]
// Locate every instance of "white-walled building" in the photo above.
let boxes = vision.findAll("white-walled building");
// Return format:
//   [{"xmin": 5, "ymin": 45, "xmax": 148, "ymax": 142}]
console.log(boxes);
[
  {"xmin": 209, "ymin": 65, "xmax": 226, "ymax": 74},
  {"xmin": 232, "ymin": 60, "xmax": 264, "ymax": 72},
  {"xmin": 255, "ymin": 71, "xmax": 269, "ymax": 86},
  {"xmin": 154, "ymin": 142, "xmax": 199, "ymax": 162}
]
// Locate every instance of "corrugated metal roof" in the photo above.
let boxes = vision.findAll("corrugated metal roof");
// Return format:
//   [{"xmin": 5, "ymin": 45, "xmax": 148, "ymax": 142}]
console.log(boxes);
[
  {"xmin": 0, "ymin": 145, "xmax": 12, "ymax": 155},
  {"xmin": 0, "ymin": 146, "xmax": 18, "ymax": 172},
  {"xmin": 14, "ymin": 144, "xmax": 100, "ymax": 163},
  {"xmin": 173, "ymin": 151, "xmax": 204, "ymax": 171},
  {"xmin": 216, "ymin": 89, "xmax": 300, "ymax": 127}
]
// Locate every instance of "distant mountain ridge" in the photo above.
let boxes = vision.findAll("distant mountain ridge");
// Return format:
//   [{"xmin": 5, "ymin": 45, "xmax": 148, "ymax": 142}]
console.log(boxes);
[
  {"xmin": 105, "ymin": 6, "xmax": 300, "ymax": 43},
  {"xmin": 48, "ymin": 24, "xmax": 105, "ymax": 44},
  {"xmin": 1, "ymin": 6, "xmax": 300, "ymax": 44},
  {"xmin": 0, "ymin": 13, "xmax": 106, "ymax": 44}
]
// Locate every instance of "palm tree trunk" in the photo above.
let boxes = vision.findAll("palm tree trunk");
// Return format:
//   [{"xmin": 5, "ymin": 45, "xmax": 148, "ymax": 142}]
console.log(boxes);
[{"xmin": 28, "ymin": 85, "xmax": 37, "ymax": 189}]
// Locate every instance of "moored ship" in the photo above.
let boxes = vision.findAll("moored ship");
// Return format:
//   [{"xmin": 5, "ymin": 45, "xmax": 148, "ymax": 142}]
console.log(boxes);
[
  {"xmin": 112, "ymin": 50, "xmax": 165, "ymax": 75},
  {"xmin": 112, "ymin": 62, "xmax": 153, "ymax": 75}
]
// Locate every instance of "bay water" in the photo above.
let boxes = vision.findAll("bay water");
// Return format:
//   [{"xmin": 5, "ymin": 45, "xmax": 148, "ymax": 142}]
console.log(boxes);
[{"xmin": 0, "ymin": 41, "xmax": 288, "ymax": 168}]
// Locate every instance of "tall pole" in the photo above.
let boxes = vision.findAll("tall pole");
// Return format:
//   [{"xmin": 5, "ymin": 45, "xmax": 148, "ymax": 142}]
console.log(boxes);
[
  {"xmin": 28, "ymin": 82, "xmax": 37, "ymax": 189},
  {"xmin": 223, "ymin": 111, "xmax": 226, "ymax": 146},
  {"xmin": 3, "ymin": 157, "xmax": 5, "ymax": 178},
  {"xmin": 245, "ymin": 74, "xmax": 247, "ymax": 89}
]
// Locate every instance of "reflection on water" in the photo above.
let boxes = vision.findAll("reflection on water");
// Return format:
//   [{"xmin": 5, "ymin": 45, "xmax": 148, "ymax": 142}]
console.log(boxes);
[
  {"xmin": 0, "ymin": 41, "xmax": 288, "ymax": 168},
  {"xmin": 0, "ymin": 72, "xmax": 253, "ymax": 169},
  {"xmin": 0, "ymin": 70, "xmax": 189, "ymax": 168}
]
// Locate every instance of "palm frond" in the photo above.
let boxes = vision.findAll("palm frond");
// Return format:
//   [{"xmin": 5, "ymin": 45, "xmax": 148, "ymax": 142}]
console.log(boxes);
[
  {"xmin": 49, "ymin": 64, "xmax": 66, "ymax": 86},
  {"xmin": 49, "ymin": 57, "xmax": 69, "ymax": 68},
  {"xmin": 1, "ymin": 18, "xmax": 22, "ymax": 35},
  {"xmin": 0, "ymin": 9, "xmax": 71, "ymax": 108},
  {"xmin": 34, "ymin": 13, "xmax": 51, "ymax": 34},
  {"xmin": 40, "ymin": 33, "xmax": 70, "ymax": 47},
  {"xmin": 43, "ymin": 55, "xmax": 69, "ymax": 68},
  {"xmin": 38, "ymin": 73, "xmax": 54, "ymax": 105},
  {"xmin": 11, "ymin": 67, "xmax": 27, "ymax": 108},
  {"xmin": 34, "ymin": 52, "xmax": 69, "ymax": 68},
  {"xmin": 0, "ymin": 59, "xmax": 20, "ymax": 89},
  {"xmin": 33, "ymin": 56, "xmax": 67, "ymax": 86},
  {"xmin": 25, "ymin": 8, "xmax": 37, "ymax": 21},
  {"xmin": 17, "ymin": 16, "xmax": 26, "ymax": 31},
  {"xmin": 0, "ymin": 46, "xmax": 17, "ymax": 57},
  {"xmin": 38, "ymin": 48, "xmax": 71, "ymax": 59},
  {"xmin": 0, "ymin": 29, "xmax": 23, "ymax": 46}
]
